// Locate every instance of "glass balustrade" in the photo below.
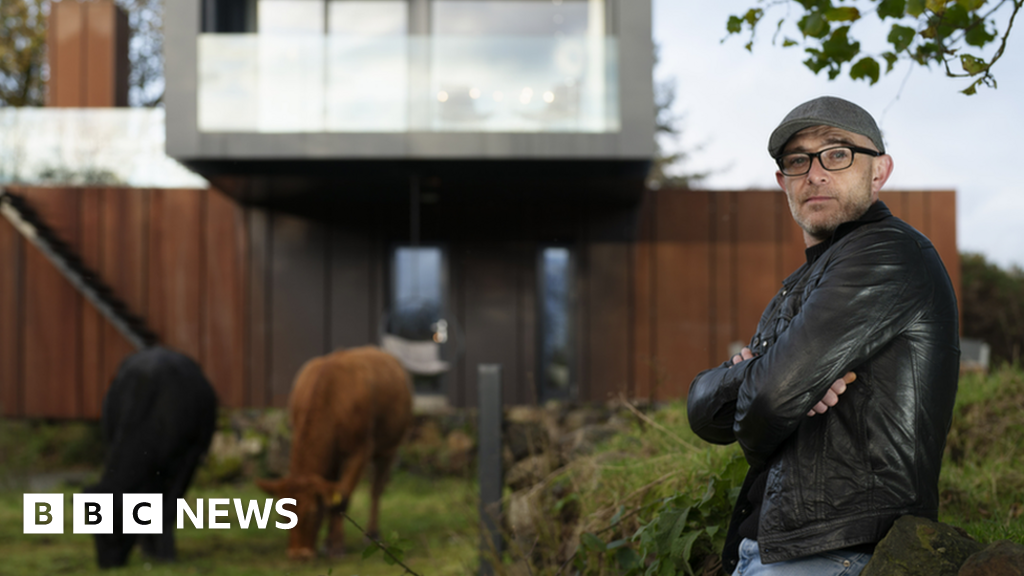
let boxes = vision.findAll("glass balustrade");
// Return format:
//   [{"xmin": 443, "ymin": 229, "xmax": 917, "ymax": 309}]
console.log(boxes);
[{"xmin": 197, "ymin": 34, "xmax": 619, "ymax": 133}]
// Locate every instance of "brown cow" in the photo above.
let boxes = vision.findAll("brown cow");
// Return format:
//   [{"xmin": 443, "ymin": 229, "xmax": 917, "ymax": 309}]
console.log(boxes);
[{"xmin": 256, "ymin": 346, "xmax": 413, "ymax": 559}]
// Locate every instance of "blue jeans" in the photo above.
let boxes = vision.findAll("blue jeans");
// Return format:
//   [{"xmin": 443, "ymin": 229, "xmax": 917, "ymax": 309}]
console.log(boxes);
[{"xmin": 732, "ymin": 538, "xmax": 871, "ymax": 576}]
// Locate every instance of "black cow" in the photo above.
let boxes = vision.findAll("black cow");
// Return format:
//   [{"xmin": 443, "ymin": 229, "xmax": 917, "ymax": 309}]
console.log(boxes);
[{"xmin": 85, "ymin": 347, "xmax": 217, "ymax": 568}]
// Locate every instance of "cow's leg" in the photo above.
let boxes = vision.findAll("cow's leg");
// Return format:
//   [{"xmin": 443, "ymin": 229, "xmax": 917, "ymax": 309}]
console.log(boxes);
[
  {"xmin": 367, "ymin": 448, "xmax": 398, "ymax": 541},
  {"xmin": 325, "ymin": 445, "xmax": 371, "ymax": 557},
  {"xmin": 140, "ymin": 444, "xmax": 206, "ymax": 562}
]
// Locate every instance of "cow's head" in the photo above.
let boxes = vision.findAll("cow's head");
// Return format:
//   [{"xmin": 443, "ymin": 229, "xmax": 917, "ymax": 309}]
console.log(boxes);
[{"xmin": 255, "ymin": 474, "xmax": 343, "ymax": 559}]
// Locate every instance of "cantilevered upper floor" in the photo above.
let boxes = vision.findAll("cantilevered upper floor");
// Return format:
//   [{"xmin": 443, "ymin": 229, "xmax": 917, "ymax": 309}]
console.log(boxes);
[{"xmin": 165, "ymin": 0, "xmax": 654, "ymax": 166}]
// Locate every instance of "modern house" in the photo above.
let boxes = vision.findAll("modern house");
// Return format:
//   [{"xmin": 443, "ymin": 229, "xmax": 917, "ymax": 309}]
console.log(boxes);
[
  {"xmin": 0, "ymin": 0, "xmax": 959, "ymax": 419},
  {"xmin": 163, "ymin": 0, "xmax": 656, "ymax": 409}
]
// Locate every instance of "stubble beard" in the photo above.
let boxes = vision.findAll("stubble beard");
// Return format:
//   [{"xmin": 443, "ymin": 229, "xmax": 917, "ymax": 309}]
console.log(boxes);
[{"xmin": 788, "ymin": 181, "xmax": 874, "ymax": 241}]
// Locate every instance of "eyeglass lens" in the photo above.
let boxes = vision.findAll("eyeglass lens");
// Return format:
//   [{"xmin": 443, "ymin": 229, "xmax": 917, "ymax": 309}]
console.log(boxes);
[{"xmin": 780, "ymin": 147, "xmax": 854, "ymax": 175}]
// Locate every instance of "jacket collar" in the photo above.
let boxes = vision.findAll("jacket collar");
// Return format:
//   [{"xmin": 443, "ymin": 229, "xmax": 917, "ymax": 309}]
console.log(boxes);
[{"xmin": 804, "ymin": 200, "xmax": 892, "ymax": 265}]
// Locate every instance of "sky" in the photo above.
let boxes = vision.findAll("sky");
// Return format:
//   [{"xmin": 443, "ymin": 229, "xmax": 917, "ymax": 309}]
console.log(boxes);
[{"xmin": 652, "ymin": 1, "xmax": 1024, "ymax": 271}]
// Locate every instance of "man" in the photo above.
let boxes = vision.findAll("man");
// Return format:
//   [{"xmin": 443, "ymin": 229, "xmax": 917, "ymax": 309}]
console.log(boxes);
[{"xmin": 687, "ymin": 96, "xmax": 960, "ymax": 576}]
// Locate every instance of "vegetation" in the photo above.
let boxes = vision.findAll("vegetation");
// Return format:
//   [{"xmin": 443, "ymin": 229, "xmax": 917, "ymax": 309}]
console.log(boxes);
[
  {"xmin": 499, "ymin": 366, "xmax": 1024, "ymax": 575},
  {"xmin": 0, "ymin": 472, "xmax": 478, "ymax": 576},
  {"xmin": 726, "ymin": 0, "xmax": 1023, "ymax": 94},
  {"xmin": 962, "ymin": 252, "xmax": 1024, "ymax": 365},
  {"xmin": 2, "ymin": 366, "xmax": 1022, "ymax": 575}
]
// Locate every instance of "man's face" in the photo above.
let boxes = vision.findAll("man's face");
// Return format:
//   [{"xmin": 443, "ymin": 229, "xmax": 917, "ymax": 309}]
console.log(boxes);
[{"xmin": 775, "ymin": 126, "xmax": 893, "ymax": 243}]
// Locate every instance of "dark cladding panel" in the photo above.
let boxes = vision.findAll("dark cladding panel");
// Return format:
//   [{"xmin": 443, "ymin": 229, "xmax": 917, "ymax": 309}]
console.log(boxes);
[
  {"xmin": 247, "ymin": 207, "xmax": 271, "ymax": 407},
  {"xmin": 269, "ymin": 213, "xmax": 328, "ymax": 406},
  {"xmin": 330, "ymin": 228, "xmax": 376, "ymax": 350},
  {"xmin": 583, "ymin": 242, "xmax": 631, "ymax": 403},
  {"xmin": 457, "ymin": 244, "xmax": 522, "ymax": 407},
  {"xmin": 204, "ymin": 189, "xmax": 247, "ymax": 408}
]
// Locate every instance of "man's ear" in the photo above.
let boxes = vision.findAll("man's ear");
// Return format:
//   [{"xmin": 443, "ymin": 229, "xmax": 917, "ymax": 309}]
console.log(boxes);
[{"xmin": 871, "ymin": 154, "xmax": 894, "ymax": 199}]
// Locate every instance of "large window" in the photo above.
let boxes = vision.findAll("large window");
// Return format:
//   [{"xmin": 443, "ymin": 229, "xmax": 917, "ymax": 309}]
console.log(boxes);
[{"xmin": 197, "ymin": 0, "xmax": 618, "ymax": 133}]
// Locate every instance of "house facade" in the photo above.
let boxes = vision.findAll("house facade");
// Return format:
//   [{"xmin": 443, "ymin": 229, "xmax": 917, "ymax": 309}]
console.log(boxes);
[
  {"xmin": 162, "ymin": 0, "xmax": 656, "ymax": 409},
  {"xmin": 0, "ymin": 1, "xmax": 960, "ymax": 419}
]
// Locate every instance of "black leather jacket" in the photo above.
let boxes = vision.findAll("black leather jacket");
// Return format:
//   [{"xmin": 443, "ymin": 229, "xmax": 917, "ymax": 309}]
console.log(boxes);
[{"xmin": 687, "ymin": 201, "xmax": 959, "ymax": 569}]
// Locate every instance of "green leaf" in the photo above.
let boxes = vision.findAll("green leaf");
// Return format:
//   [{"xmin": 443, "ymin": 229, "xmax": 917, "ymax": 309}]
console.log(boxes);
[
  {"xmin": 925, "ymin": 0, "xmax": 947, "ymax": 13},
  {"xmin": 821, "ymin": 26, "xmax": 860, "ymax": 63},
  {"xmin": 964, "ymin": 16, "xmax": 996, "ymax": 47},
  {"xmin": 961, "ymin": 77, "xmax": 982, "ymax": 95},
  {"xmin": 610, "ymin": 505, "xmax": 625, "ymax": 527},
  {"xmin": 957, "ymin": 0, "xmax": 986, "ymax": 10},
  {"xmin": 960, "ymin": 53, "xmax": 988, "ymax": 75},
  {"xmin": 617, "ymin": 547, "xmax": 641, "ymax": 570},
  {"xmin": 607, "ymin": 538, "xmax": 628, "ymax": 550},
  {"xmin": 667, "ymin": 506, "xmax": 692, "ymax": 550},
  {"xmin": 726, "ymin": 15, "xmax": 743, "ymax": 34},
  {"xmin": 887, "ymin": 24, "xmax": 916, "ymax": 52},
  {"xmin": 850, "ymin": 56, "xmax": 881, "ymax": 84},
  {"xmin": 706, "ymin": 525, "xmax": 721, "ymax": 537},
  {"xmin": 783, "ymin": 37, "xmax": 799, "ymax": 47},
  {"xmin": 680, "ymin": 530, "xmax": 703, "ymax": 567},
  {"xmin": 362, "ymin": 543, "xmax": 380, "ymax": 559},
  {"xmin": 878, "ymin": 0, "xmax": 907, "ymax": 18},
  {"xmin": 882, "ymin": 51, "xmax": 900, "ymax": 72},
  {"xmin": 657, "ymin": 558, "xmax": 676, "ymax": 576},
  {"xmin": 937, "ymin": 4, "xmax": 971, "ymax": 39},
  {"xmin": 581, "ymin": 532, "xmax": 608, "ymax": 552},
  {"xmin": 743, "ymin": 8, "xmax": 763, "ymax": 26},
  {"xmin": 825, "ymin": 7, "xmax": 861, "ymax": 22},
  {"xmin": 907, "ymin": 0, "xmax": 926, "ymax": 17},
  {"xmin": 798, "ymin": 10, "xmax": 831, "ymax": 39}
]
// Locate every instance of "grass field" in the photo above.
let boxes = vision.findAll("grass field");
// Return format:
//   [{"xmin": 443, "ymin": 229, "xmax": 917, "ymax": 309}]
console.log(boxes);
[{"xmin": 0, "ymin": 473, "xmax": 479, "ymax": 576}]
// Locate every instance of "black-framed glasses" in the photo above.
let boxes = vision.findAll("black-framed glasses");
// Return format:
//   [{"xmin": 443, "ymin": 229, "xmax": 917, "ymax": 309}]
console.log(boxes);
[{"xmin": 776, "ymin": 145, "xmax": 881, "ymax": 176}]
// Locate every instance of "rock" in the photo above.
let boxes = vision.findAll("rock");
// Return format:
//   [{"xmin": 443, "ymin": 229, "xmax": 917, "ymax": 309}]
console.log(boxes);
[
  {"xmin": 505, "ymin": 420, "xmax": 550, "ymax": 461},
  {"xmin": 958, "ymin": 540, "xmax": 1024, "ymax": 576},
  {"xmin": 562, "ymin": 406, "xmax": 609, "ymax": 433},
  {"xmin": 559, "ymin": 423, "xmax": 619, "ymax": 459},
  {"xmin": 505, "ymin": 454, "xmax": 553, "ymax": 491},
  {"xmin": 507, "ymin": 488, "xmax": 543, "ymax": 542},
  {"xmin": 861, "ymin": 516, "xmax": 984, "ymax": 576}
]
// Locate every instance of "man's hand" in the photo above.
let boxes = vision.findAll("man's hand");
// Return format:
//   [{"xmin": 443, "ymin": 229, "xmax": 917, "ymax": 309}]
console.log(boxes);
[
  {"xmin": 731, "ymin": 347, "xmax": 754, "ymax": 366},
  {"xmin": 807, "ymin": 372, "xmax": 857, "ymax": 416}
]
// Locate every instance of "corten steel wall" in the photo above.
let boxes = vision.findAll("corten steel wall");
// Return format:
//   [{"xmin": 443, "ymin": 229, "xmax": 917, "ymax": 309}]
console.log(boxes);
[
  {"xmin": 0, "ymin": 186, "xmax": 247, "ymax": 419},
  {"xmin": 629, "ymin": 189, "xmax": 961, "ymax": 403},
  {"xmin": 0, "ymin": 186, "xmax": 959, "ymax": 417},
  {"xmin": 47, "ymin": 0, "xmax": 129, "ymax": 107}
]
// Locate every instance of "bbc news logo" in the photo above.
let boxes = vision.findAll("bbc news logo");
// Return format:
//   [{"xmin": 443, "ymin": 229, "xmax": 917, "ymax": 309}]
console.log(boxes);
[{"xmin": 23, "ymin": 494, "xmax": 297, "ymax": 534}]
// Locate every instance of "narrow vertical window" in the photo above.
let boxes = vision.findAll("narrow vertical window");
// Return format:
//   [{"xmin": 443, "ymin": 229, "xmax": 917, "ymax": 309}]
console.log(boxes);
[
  {"xmin": 387, "ymin": 246, "xmax": 449, "ymax": 395},
  {"xmin": 538, "ymin": 247, "xmax": 573, "ymax": 402}
]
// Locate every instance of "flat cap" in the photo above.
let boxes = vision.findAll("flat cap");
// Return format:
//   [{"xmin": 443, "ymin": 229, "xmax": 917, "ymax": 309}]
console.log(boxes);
[{"xmin": 768, "ymin": 96, "xmax": 885, "ymax": 158}]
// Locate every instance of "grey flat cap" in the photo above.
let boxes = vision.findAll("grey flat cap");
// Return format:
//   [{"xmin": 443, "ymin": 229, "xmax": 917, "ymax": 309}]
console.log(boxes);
[{"xmin": 768, "ymin": 96, "xmax": 885, "ymax": 158}]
